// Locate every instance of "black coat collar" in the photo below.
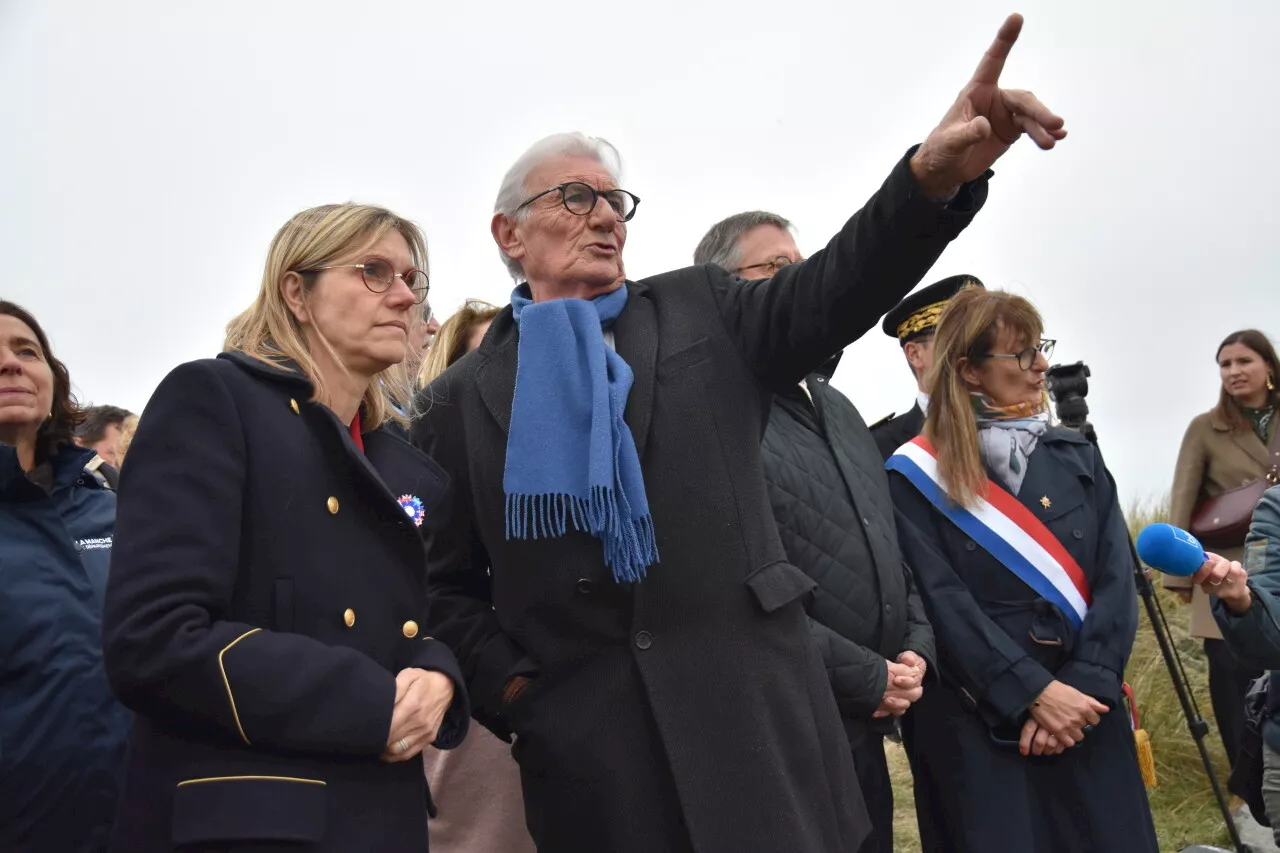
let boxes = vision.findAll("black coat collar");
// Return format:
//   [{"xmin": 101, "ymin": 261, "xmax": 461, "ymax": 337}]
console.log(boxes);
[
  {"xmin": 217, "ymin": 350, "xmax": 314, "ymax": 393},
  {"xmin": 812, "ymin": 350, "xmax": 845, "ymax": 381},
  {"xmin": 474, "ymin": 280, "xmax": 659, "ymax": 459},
  {"xmin": 217, "ymin": 349, "xmax": 447, "ymax": 523}
]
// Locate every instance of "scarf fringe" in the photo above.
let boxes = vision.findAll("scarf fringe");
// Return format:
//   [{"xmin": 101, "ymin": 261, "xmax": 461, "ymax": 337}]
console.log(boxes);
[{"xmin": 506, "ymin": 486, "xmax": 658, "ymax": 583}]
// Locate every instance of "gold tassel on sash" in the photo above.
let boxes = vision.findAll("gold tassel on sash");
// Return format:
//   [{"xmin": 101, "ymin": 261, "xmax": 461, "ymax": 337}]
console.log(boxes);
[{"xmin": 1123, "ymin": 683, "xmax": 1157, "ymax": 788}]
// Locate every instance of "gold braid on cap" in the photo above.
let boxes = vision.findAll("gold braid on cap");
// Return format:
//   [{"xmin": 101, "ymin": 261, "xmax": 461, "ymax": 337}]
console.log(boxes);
[
  {"xmin": 895, "ymin": 281, "xmax": 981, "ymax": 340},
  {"xmin": 896, "ymin": 300, "xmax": 948, "ymax": 341}
]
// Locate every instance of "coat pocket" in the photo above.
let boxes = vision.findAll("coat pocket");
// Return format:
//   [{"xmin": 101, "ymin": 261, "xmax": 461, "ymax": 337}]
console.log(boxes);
[
  {"xmin": 745, "ymin": 561, "xmax": 817, "ymax": 614},
  {"xmin": 171, "ymin": 775, "xmax": 327, "ymax": 847}
]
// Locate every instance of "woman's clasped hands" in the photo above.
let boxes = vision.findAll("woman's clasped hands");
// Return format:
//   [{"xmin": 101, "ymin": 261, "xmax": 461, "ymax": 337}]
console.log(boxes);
[
  {"xmin": 381, "ymin": 668, "xmax": 455, "ymax": 762},
  {"xmin": 1019, "ymin": 680, "xmax": 1108, "ymax": 757}
]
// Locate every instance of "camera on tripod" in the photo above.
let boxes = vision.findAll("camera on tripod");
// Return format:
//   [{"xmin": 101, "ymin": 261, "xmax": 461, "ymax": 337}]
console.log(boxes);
[{"xmin": 1046, "ymin": 361, "xmax": 1092, "ymax": 436}]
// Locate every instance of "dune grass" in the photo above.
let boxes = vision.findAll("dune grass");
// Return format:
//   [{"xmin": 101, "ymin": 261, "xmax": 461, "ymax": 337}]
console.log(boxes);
[{"xmin": 887, "ymin": 494, "xmax": 1235, "ymax": 852}]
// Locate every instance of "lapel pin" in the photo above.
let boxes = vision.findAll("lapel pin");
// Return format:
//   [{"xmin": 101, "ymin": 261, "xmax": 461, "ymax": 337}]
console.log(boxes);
[
  {"xmin": 398, "ymin": 494, "xmax": 425, "ymax": 527},
  {"xmin": 1040, "ymin": 496, "xmax": 1052, "ymax": 509}
]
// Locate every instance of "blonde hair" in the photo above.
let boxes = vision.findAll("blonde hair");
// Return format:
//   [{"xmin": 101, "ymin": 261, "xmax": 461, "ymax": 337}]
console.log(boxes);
[
  {"xmin": 924, "ymin": 288, "xmax": 1046, "ymax": 506},
  {"xmin": 224, "ymin": 203, "xmax": 427, "ymax": 430},
  {"xmin": 417, "ymin": 299, "xmax": 502, "ymax": 387},
  {"xmin": 114, "ymin": 414, "xmax": 139, "ymax": 470}
]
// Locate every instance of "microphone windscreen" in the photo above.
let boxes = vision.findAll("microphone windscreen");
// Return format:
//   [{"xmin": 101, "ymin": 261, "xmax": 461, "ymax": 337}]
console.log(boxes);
[{"xmin": 1135, "ymin": 523, "xmax": 1207, "ymax": 577}]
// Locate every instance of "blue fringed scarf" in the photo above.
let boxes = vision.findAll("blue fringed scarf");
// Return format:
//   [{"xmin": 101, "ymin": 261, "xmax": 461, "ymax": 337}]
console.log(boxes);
[{"xmin": 504, "ymin": 283, "xmax": 659, "ymax": 583}]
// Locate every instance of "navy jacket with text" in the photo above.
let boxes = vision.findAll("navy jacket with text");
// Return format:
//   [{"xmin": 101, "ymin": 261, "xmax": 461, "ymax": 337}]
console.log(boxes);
[{"xmin": 0, "ymin": 441, "xmax": 131, "ymax": 853}]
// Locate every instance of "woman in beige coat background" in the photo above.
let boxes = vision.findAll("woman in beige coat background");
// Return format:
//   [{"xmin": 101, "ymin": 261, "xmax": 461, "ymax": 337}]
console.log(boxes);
[{"xmin": 1166, "ymin": 328, "xmax": 1280, "ymax": 775}]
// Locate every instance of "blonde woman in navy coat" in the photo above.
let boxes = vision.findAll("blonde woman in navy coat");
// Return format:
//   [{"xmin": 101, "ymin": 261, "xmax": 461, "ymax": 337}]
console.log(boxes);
[{"xmin": 102, "ymin": 203, "xmax": 469, "ymax": 852}]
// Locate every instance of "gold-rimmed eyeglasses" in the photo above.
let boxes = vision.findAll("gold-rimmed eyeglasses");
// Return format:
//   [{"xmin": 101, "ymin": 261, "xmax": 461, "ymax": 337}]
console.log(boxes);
[
  {"xmin": 301, "ymin": 259, "xmax": 430, "ymax": 305},
  {"xmin": 736, "ymin": 255, "xmax": 800, "ymax": 277}
]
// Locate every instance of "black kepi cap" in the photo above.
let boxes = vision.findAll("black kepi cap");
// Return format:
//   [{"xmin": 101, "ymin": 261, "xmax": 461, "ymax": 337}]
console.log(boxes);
[{"xmin": 881, "ymin": 274, "xmax": 985, "ymax": 345}]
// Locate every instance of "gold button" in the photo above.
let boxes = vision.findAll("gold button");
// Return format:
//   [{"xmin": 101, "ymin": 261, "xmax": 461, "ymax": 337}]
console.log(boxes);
[
  {"xmin": 327, "ymin": 497, "xmax": 339, "ymax": 514},
  {"xmin": 402, "ymin": 620, "xmax": 419, "ymax": 639},
  {"xmin": 343, "ymin": 608, "xmax": 355, "ymax": 627},
  {"xmin": 290, "ymin": 398, "xmax": 300, "ymax": 415}
]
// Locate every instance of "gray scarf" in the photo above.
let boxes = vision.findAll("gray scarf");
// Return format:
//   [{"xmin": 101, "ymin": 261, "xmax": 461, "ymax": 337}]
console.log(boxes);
[{"xmin": 976, "ymin": 413, "xmax": 1049, "ymax": 496}]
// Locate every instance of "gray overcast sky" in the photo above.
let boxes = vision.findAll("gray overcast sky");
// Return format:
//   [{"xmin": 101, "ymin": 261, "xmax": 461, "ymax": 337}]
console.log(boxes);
[{"xmin": 2, "ymin": 0, "xmax": 1276, "ymax": 504}]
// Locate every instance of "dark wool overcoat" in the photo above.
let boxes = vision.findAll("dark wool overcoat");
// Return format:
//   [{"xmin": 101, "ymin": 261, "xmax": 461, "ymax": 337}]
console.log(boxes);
[{"xmin": 414, "ymin": 151, "xmax": 985, "ymax": 853}]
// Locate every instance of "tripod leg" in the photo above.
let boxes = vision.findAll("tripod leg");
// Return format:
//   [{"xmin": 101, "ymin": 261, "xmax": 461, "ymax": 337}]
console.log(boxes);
[{"xmin": 1136, "ymin": 561, "xmax": 1249, "ymax": 853}]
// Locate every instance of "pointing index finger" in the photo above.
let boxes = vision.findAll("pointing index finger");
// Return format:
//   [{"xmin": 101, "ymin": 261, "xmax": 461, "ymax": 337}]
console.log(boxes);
[{"xmin": 971, "ymin": 13, "xmax": 1024, "ymax": 86}]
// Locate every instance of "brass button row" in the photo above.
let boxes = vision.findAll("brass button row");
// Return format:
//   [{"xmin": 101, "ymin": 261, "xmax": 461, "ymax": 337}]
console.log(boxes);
[
  {"xmin": 299, "ymin": 391, "xmax": 416, "ymax": 642},
  {"xmin": 338, "ymin": 611, "xmax": 418, "ymax": 639}
]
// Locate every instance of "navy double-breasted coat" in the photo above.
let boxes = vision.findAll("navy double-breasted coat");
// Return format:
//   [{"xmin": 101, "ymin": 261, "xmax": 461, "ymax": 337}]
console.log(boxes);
[{"xmin": 102, "ymin": 352, "xmax": 469, "ymax": 852}]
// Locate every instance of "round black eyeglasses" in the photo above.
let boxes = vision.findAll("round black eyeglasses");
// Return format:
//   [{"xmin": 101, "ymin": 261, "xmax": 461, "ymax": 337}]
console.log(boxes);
[{"xmin": 515, "ymin": 181, "xmax": 640, "ymax": 222}]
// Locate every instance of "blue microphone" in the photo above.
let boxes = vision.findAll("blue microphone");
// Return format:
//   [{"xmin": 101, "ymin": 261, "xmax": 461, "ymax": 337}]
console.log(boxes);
[{"xmin": 1135, "ymin": 523, "xmax": 1208, "ymax": 577}]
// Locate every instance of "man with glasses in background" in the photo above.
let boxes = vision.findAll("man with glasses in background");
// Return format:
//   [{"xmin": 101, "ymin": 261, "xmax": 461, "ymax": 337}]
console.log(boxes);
[{"xmin": 694, "ymin": 211, "xmax": 934, "ymax": 853}]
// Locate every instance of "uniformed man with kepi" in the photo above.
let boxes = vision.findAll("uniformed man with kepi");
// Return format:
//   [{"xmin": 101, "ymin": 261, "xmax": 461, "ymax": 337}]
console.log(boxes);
[{"xmin": 871, "ymin": 274, "xmax": 984, "ymax": 460}]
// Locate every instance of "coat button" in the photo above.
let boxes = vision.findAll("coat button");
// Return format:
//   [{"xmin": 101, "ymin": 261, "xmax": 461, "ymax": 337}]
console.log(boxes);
[
  {"xmin": 575, "ymin": 578, "xmax": 594, "ymax": 594},
  {"xmin": 635, "ymin": 630, "xmax": 653, "ymax": 650},
  {"xmin": 965, "ymin": 541, "xmax": 976, "ymax": 551},
  {"xmin": 327, "ymin": 497, "xmax": 339, "ymax": 514},
  {"xmin": 883, "ymin": 604, "xmax": 893, "ymax": 614},
  {"xmin": 343, "ymin": 608, "xmax": 355, "ymax": 627},
  {"xmin": 290, "ymin": 398, "xmax": 300, "ymax": 415},
  {"xmin": 1072, "ymin": 529, "xmax": 1084, "ymax": 539},
  {"xmin": 402, "ymin": 620, "xmax": 419, "ymax": 638}
]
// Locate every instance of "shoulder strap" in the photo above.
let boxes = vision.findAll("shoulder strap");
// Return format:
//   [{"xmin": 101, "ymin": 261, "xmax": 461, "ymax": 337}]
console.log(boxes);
[
  {"xmin": 887, "ymin": 436, "xmax": 1092, "ymax": 629},
  {"xmin": 83, "ymin": 454, "xmax": 118, "ymax": 490}
]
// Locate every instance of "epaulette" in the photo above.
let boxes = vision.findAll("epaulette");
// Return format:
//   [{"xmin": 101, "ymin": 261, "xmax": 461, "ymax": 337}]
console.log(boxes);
[{"xmin": 868, "ymin": 412, "xmax": 896, "ymax": 430}]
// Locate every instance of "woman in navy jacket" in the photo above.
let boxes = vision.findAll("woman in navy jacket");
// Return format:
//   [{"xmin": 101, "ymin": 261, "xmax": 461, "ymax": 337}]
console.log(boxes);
[
  {"xmin": 102, "ymin": 203, "xmax": 469, "ymax": 852},
  {"xmin": 0, "ymin": 300, "xmax": 131, "ymax": 853},
  {"xmin": 886, "ymin": 288, "xmax": 1157, "ymax": 852}
]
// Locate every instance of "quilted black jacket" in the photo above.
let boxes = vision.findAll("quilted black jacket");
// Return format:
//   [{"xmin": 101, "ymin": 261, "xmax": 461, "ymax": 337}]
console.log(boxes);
[{"xmin": 760, "ymin": 357, "xmax": 935, "ymax": 745}]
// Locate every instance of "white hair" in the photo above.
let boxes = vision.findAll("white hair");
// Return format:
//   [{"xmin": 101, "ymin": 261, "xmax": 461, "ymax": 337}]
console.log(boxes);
[{"xmin": 492, "ymin": 132, "xmax": 624, "ymax": 281}]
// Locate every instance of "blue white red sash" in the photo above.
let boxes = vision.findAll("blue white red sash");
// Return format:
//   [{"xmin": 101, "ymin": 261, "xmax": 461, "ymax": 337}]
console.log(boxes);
[{"xmin": 887, "ymin": 436, "xmax": 1092, "ymax": 629}]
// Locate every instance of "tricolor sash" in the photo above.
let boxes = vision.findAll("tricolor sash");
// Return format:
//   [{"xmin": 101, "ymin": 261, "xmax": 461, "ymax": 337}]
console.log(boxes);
[{"xmin": 887, "ymin": 436, "xmax": 1092, "ymax": 629}]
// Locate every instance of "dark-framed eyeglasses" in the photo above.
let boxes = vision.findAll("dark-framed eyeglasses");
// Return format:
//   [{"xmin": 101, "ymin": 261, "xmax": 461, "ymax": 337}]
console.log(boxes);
[
  {"xmin": 301, "ymin": 259, "xmax": 430, "ymax": 305},
  {"xmin": 981, "ymin": 338, "xmax": 1056, "ymax": 370},
  {"xmin": 515, "ymin": 181, "xmax": 640, "ymax": 222},
  {"xmin": 736, "ymin": 255, "xmax": 801, "ymax": 276}
]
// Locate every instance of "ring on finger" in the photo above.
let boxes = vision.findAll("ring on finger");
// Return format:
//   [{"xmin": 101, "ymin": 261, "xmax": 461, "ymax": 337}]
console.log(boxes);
[
  {"xmin": 1210, "ymin": 579, "xmax": 1223, "ymax": 586},
  {"xmin": 397, "ymin": 738, "xmax": 410, "ymax": 753}
]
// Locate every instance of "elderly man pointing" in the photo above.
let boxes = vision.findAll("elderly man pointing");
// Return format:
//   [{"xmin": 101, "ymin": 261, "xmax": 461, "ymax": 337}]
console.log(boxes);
[{"xmin": 415, "ymin": 15, "xmax": 1064, "ymax": 853}]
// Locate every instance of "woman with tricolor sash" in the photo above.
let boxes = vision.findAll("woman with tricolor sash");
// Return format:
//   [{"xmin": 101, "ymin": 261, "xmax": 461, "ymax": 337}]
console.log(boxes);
[{"xmin": 885, "ymin": 288, "xmax": 1158, "ymax": 852}]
